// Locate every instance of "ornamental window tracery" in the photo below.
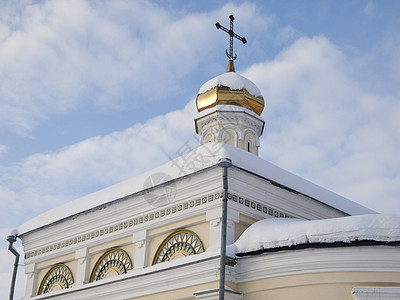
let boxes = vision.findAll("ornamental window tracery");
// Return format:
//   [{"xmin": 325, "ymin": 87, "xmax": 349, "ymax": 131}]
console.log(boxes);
[
  {"xmin": 89, "ymin": 248, "xmax": 133, "ymax": 282},
  {"xmin": 152, "ymin": 229, "xmax": 205, "ymax": 265},
  {"xmin": 37, "ymin": 264, "xmax": 74, "ymax": 295}
]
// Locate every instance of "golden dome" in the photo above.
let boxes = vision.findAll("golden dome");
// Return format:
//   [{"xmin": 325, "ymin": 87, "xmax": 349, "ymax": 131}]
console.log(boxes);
[{"xmin": 196, "ymin": 62, "xmax": 264, "ymax": 115}]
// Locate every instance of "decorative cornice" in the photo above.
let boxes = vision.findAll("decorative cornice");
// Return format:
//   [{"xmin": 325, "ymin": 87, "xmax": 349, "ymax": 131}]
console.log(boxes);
[
  {"xmin": 25, "ymin": 192, "xmax": 292, "ymax": 260},
  {"xmin": 195, "ymin": 109, "xmax": 264, "ymax": 135}
]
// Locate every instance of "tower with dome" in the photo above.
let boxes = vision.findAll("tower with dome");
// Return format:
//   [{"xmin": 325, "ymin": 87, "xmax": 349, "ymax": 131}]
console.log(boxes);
[
  {"xmin": 195, "ymin": 70, "xmax": 265, "ymax": 156},
  {"xmin": 14, "ymin": 16, "xmax": 400, "ymax": 300}
]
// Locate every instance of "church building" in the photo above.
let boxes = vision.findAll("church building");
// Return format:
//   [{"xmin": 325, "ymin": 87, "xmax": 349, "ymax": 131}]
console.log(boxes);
[{"xmin": 15, "ymin": 16, "xmax": 400, "ymax": 300}]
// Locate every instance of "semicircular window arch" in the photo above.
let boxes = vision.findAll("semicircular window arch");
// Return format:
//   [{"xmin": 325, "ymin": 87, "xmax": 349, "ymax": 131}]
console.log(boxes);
[
  {"xmin": 38, "ymin": 264, "xmax": 74, "ymax": 295},
  {"xmin": 89, "ymin": 248, "xmax": 133, "ymax": 282},
  {"xmin": 152, "ymin": 229, "xmax": 205, "ymax": 265}
]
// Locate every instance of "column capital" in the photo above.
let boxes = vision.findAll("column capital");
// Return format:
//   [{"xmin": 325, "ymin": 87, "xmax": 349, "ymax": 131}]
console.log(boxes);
[
  {"xmin": 75, "ymin": 247, "xmax": 89, "ymax": 259},
  {"xmin": 132, "ymin": 229, "xmax": 148, "ymax": 244},
  {"xmin": 24, "ymin": 262, "xmax": 36, "ymax": 274},
  {"xmin": 206, "ymin": 206, "xmax": 240, "ymax": 223},
  {"xmin": 24, "ymin": 262, "xmax": 38, "ymax": 298}
]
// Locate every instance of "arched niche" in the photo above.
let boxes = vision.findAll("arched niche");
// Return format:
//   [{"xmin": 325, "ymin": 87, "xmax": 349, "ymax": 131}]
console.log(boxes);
[
  {"xmin": 152, "ymin": 230, "xmax": 205, "ymax": 265},
  {"xmin": 244, "ymin": 132, "xmax": 256, "ymax": 154},
  {"xmin": 89, "ymin": 248, "xmax": 133, "ymax": 282},
  {"xmin": 221, "ymin": 128, "xmax": 237, "ymax": 147},
  {"xmin": 37, "ymin": 264, "xmax": 74, "ymax": 295}
]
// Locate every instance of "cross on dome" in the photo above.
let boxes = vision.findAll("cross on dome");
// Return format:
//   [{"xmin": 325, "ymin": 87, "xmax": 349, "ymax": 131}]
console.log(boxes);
[{"xmin": 215, "ymin": 15, "xmax": 247, "ymax": 62}]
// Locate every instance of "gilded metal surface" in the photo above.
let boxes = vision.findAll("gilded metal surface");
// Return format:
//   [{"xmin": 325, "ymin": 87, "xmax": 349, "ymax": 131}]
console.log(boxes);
[
  {"xmin": 196, "ymin": 88, "xmax": 217, "ymax": 112},
  {"xmin": 226, "ymin": 59, "xmax": 235, "ymax": 72},
  {"xmin": 196, "ymin": 85, "xmax": 264, "ymax": 115}
]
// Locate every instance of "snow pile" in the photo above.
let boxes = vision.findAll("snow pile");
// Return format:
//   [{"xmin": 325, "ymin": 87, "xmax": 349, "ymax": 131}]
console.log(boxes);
[
  {"xmin": 198, "ymin": 72, "xmax": 262, "ymax": 97},
  {"xmin": 231, "ymin": 214, "xmax": 400, "ymax": 255}
]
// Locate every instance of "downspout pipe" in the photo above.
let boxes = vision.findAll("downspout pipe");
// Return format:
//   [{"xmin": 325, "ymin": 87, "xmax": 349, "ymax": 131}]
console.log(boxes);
[
  {"xmin": 218, "ymin": 158, "xmax": 232, "ymax": 300},
  {"xmin": 7, "ymin": 234, "xmax": 20, "ymax": 300}
]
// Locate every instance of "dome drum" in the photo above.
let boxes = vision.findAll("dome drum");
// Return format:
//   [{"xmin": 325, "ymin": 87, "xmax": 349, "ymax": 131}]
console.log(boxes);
[{"xmin": 194, "ymin": 108, "xmax": 265, "ymax": 155}]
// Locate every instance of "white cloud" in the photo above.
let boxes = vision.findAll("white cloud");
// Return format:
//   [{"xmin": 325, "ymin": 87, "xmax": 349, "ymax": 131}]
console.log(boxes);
[
  {"xmin": 363, "ymin": 1, "xmax": 375, "ymax": 16},
  {"xmin": 276, "ymin": 25, "xmax": 298, "ymax": 45},
  {"xmin": 0, "ymin": 101, "xmax": 197, "ymax": 228},
  {"xmin": 0, "ymin": 144, "xmax": 8, "ymax": 158},
  {"xmin": 244, "ymin": 36, "xmax": 400, "ymax": 214},
  {"xmin": 0, "ymin": 1, "xmax": 266, "ymax": 135},
  {"xmin": 382, "ymin": 33, "xmax": 400, "ymax": 90}
]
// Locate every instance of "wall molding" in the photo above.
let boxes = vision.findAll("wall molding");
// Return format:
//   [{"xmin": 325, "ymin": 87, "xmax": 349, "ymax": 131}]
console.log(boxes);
[{"xmin": 25, "ymin": 191, "xmax": 292, "ymax": 261}]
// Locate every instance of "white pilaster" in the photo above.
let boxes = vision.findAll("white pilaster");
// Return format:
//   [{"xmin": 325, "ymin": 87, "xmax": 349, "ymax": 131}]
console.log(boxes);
[
  {"xmin": 227, "ymin": 208, "xmax": 239, "ymax": 246},
  {"xmin": 207, "ymin": 207, "xmax": 222, "ymax": 248},
  {"xmin": 206, "ymin": 206, "xmax": 239, "ymax": 249},
  {"xmin": 24, "ymin": 262, "xmax": 38, "ymax": 298},
  {"xmin": 74, "ymin": 247, "xmax": 90, "ymax": 286},
  {"xmin": 133, "ymin": 230, "xmax": 149, "ymax": 269},
  {"xmin": 227, "ymin": 220, "xmax": 235, "ymax": 245}
]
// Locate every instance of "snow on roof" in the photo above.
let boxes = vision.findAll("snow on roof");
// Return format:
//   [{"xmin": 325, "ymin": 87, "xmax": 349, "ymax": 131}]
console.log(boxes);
[
  {"xmin": 230, "ymin": 214, "xmax": 400, "ymax": 256},
  {"xmin": 18, "ymin": 143, "xmax": 374, "ymax": 235},
  {"xmin": 198, "ymin": 72, "xmax": 262, "ymax": 97}
]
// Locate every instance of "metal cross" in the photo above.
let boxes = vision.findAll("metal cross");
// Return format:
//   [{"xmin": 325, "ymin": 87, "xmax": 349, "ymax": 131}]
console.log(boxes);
[{"xmin": 216, "ymin": 15, "xmax": 247, "ymax": 61}]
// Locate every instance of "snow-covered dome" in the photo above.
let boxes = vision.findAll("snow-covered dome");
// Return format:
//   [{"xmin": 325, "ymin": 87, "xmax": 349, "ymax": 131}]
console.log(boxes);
[{"xmin": 196, "ymin": 69, "xmax": 264, "ymax": 115}]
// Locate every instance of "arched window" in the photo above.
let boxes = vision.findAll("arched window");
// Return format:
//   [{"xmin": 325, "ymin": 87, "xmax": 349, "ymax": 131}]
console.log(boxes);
[
  {"xmin": 244, "ymin": 133, "xmax": 255, "ymax": 153},
  {"xmin": 152, "ymin": 230, "xmax": 205, "ymax": 265},
  {"xmin": 38, "ymin": 264, "xmax": 74, "ymax": 295},
  {"xmin": 206, "ymin": 133, "xmax": 214, "ymax": 142},
  {"xmin": 89, "ymin": 248, "xmax": 133, "ymax": 282}
]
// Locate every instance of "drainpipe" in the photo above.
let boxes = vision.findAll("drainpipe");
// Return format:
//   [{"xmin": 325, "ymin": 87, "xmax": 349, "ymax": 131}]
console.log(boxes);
[
  {"xmin": 7, "ymin": 234, "xmax": 20, "ymax": 300},
  {"xmin": 218, "ymin": 158, "xmax": 232, "ymax": 300}
]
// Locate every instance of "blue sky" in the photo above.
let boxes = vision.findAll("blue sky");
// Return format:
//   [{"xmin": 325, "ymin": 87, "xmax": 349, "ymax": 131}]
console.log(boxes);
[{"xmin": 1, "ymin": 0, "xmax": 399, "ymax": 297}]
